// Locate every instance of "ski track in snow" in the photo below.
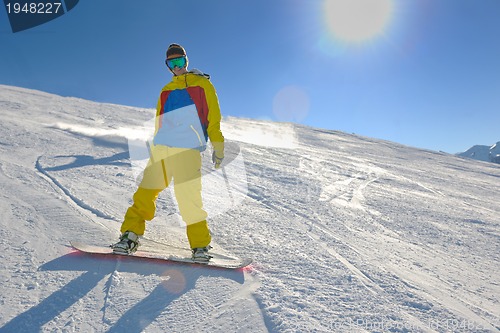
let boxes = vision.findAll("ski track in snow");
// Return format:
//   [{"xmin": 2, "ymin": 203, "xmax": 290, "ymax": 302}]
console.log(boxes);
[
  {"xmin": 35, "ymin": 155, "xmax": 118, "ymax": 223},
  {"xmin": 242, "ymin": 158, "xmax": 441, "ymax": 332},
  {"xmin": 1, "ymin": 85, "xmax": 499, "ymax": 332}
]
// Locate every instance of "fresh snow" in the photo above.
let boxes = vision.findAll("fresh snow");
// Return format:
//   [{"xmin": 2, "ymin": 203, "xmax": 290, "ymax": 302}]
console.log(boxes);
[{"xmin": 0, "ymin": 84, "xmax": 499, "ymax": 333}]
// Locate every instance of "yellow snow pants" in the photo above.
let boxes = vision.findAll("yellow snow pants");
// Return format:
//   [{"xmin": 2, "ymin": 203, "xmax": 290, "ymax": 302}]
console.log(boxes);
[{"xmin": 120, "ymin": 146, "xmax": 210, "ymax": 249}]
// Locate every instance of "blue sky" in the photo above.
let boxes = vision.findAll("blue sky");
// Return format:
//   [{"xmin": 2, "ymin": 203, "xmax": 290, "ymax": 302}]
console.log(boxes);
[{"xmin": 1, "ymin": 0, "xmax": 499, "ymax": 153}]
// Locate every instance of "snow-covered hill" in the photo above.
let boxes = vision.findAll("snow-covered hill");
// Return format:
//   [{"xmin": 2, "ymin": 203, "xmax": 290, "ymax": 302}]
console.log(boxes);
[
  {"xmin": 0, "ymin": 85, "xmax": 499, "ymax": 332},
  {"xmin": 458, "ymin": 143, "xmax": 500, "ymax": 164}
]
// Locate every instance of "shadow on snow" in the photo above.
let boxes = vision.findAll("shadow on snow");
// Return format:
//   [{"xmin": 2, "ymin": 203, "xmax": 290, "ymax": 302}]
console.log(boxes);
[{"xmin": 0, "ymin": 252, "xmax": 245, "ymax": 333}]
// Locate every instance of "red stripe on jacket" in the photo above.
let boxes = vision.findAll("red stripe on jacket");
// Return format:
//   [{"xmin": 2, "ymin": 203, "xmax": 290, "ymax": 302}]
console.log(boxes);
[
  {"xmin": 158, "ymin": 87, "xmax": 209, "ymax": 131},
  {"xmin": 158, "ymin": 90, "xmax": 171, "ymax": 130},
  {"xmin": 186, "ymin": 86, "xmax": 209, "ymax": 129}
]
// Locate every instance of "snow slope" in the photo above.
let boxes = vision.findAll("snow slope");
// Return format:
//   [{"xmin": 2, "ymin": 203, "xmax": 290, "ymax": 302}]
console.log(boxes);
[{"xmin": 0, "ymin": 85, "xmax": 499, "ymax": 333}]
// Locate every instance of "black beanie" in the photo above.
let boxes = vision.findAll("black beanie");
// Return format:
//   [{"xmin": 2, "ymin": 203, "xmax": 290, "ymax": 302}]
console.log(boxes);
[{"xmin": 166, "ymin": 43, "xmax": 186, "ymax": 59}]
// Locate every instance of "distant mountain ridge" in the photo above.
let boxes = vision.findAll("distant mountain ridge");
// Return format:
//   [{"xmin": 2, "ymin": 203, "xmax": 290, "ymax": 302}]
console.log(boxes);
[{"xmin": 458, "ymin": 142, "xmax": 500, "ymax": 164}]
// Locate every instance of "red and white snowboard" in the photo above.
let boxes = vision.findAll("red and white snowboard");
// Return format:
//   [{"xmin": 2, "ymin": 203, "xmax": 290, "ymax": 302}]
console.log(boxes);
[{"xmin": 70, "ymin": 241, "xmax": 252, "ymax": 270}]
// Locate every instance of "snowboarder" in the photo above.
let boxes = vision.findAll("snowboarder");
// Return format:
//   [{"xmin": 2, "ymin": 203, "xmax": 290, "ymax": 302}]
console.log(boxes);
[{"xmin": 113, "ymin": 43, "xmax": 225, "ymax": 261}]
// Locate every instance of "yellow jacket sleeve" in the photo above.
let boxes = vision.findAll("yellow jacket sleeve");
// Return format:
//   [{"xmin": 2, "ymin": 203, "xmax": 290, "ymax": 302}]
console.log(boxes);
[{"xmin": 202, "ymin": 79, "xmax": 224, "ymax": 155}]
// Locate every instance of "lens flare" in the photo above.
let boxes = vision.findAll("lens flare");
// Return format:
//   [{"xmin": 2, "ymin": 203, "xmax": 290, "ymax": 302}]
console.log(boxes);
[
  {"xmin": 324, "ymin": 0, "xmax": 394, "ymax": 43},
  {"xmin": 161, "ymin": 269, "xmax": 187, "ymax": 294}
]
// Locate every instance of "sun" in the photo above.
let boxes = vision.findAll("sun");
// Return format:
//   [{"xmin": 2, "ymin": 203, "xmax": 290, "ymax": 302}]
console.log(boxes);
[{"xmin": 324, "ymin": 0, "xmax": 394, "ymax": 43}]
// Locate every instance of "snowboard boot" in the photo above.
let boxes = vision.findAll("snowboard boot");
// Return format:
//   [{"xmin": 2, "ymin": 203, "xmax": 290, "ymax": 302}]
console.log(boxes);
[
  {"xmin": 112, "ymin": 231, "xmax": 140, "ymax": 255},
  {"xmin": 191, "ymin": 246, "xmax": 213, "ymax": 262}
]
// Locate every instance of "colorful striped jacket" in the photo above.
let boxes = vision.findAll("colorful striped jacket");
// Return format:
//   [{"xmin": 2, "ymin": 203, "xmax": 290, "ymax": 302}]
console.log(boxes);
[{"xmin": 153, "ymin": 70, "xmax": 224, "ymax": 153}]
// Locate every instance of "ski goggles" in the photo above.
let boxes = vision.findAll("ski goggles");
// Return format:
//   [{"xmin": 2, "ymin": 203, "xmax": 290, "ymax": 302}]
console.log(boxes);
[{"xmin": 166, "ymin": 56, "xmax": 187, "ymax": 70}]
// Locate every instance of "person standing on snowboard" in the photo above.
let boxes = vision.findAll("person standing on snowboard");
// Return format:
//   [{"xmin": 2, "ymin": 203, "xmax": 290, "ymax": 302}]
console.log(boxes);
[{"xmin": 113, "ymin": 43, "xmax": 224, "ymax": 261}]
